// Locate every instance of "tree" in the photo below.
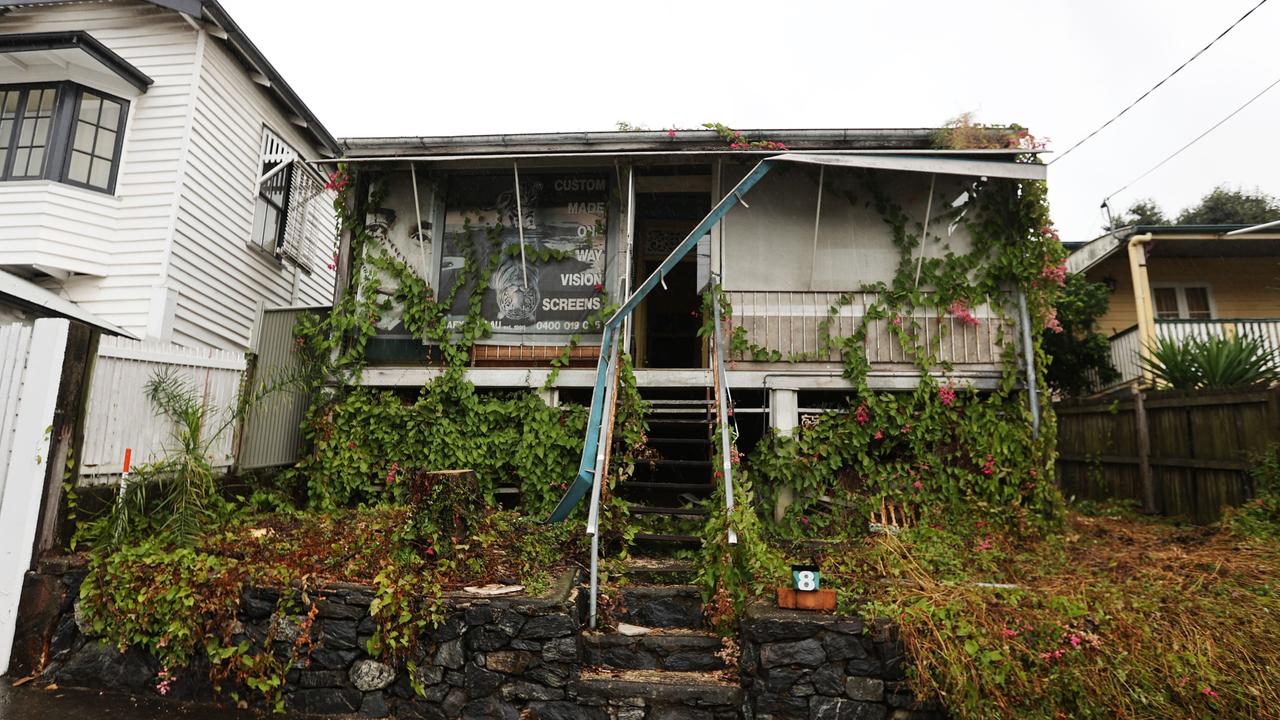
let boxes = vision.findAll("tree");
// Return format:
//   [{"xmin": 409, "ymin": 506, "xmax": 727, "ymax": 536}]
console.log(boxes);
[
  {"xmin": 1043, "ymin": 273, "xmax": 1118, "ymax": 397},
  {"xmin": 1106, "ymin": 198, "xmax": 1168, "ymax": 230},
  {"xmin": 1176, "ymin": 185, "xmax": 1279, "ymax": 225}
]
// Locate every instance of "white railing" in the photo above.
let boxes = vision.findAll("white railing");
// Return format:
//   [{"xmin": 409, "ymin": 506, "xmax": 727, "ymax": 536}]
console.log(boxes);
[
  {"xmin": 79, "ymin": 337, "xmax": 248, "ymax": 482},
  {"xmin": 1102, "ymin": 318, "xmax": 1280, "ymax": 389},
  {"xmin": 1106, "ymin": 326, "xmax": 1143, "ymax": 387},
  {"xmin": 723, "ymin": 290, "xmax": 1010, "ymax": 365}
]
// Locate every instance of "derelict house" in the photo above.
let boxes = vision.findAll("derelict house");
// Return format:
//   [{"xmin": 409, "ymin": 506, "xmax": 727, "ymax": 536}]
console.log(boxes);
[{"xmin": 330, "ymin": 129, "xmax": 1047, "ymax": 525}]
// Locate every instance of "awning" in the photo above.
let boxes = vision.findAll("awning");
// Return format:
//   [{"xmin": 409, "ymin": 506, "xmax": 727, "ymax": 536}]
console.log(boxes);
[
  {"xmin": 0, "ymin": 32, "xmax": 153, "ymax": 92},
  {"xmin": 772, "ymin": 152, "xmax": 1047, "ymax": 181},
  {"xmin": 0, "ymin": 269, "xmax": 135, "ymax": 337}
]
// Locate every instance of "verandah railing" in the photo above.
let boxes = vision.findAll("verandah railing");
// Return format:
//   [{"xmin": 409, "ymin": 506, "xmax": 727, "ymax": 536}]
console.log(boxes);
[{"xmin": 1100, "ymin": 318, "xmax": 1280, "ymax": 390}]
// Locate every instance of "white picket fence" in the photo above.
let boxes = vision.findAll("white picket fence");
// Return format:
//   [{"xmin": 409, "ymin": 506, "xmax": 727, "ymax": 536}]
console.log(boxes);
[{"xmin": 78, "ymin": 337, "xmax": 248, "ymax": 482}]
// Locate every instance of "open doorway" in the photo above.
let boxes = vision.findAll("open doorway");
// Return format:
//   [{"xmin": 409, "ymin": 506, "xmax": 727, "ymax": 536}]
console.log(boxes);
[{"xmin": 631, "ymin": 175, "xmax": 711, "ymax": 369}]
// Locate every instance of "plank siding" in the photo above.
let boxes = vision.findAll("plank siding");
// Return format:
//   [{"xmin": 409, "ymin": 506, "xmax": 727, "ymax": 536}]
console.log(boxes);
[
  {"xmin": 169, "ymin": 36, "xmax": 337, "ymax": 350},
  {"xmin": 0, "ymin": 1, "xmax": 199, "ymax": 337}
]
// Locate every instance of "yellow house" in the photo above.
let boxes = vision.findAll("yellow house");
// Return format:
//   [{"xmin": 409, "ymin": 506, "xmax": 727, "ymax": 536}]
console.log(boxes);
[{"xmin": 1066, "ymin": 224, "xmax": 1280, "ymax": 389}]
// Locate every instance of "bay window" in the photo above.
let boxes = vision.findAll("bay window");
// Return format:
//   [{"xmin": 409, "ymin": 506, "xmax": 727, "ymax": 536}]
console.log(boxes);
[{"xmin": 0, "ymin": 82, "xmax": 127, "ymax": 193}]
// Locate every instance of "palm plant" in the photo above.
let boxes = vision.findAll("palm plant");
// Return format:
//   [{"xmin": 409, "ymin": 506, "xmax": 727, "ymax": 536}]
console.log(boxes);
[
  {"xmin": 1141, "ymin": 334, "xmax": 1279, "ymax": 390},
  {"xmin": 99, "ymin": 367, "xmax": 294, "ymax": 548}
]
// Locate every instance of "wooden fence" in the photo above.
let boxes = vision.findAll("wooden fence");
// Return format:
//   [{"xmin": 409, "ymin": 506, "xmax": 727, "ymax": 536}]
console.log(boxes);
[
  {"xmin": 1056, "ymin": 386, "xmax": 1280, "ymax": 523},
  {"xmin": 78, "ymin": 336, "xmax": 247, "ymax": 482}
]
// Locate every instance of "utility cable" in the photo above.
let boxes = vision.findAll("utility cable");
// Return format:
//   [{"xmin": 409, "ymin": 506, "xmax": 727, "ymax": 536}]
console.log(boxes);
[
  {"xmin": 1103, "ymin": 71, "xmax": 1280, "ymax": 204},
  {"xmin": 1051, "ymin": 0, "xmax": 1270, "ymax": 165}
]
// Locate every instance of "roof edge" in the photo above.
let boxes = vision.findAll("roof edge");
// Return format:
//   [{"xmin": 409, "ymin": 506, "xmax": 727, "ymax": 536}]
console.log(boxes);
[
  {"xmin": 338, "ymin": 128, "xmax": 1050, "ymax": 158},
  {"xmin": 200, "ymin": 1, "xmax": 339, "ymax": 156},
  {"xmin": 0, "ymin": 30, "xmax": 154, "ymax": 91}
]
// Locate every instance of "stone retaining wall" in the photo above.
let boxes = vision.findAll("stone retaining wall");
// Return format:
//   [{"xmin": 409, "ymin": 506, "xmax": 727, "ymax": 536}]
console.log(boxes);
[
  {"xmin": 35, "ymin": 566, "xmax": 586, "ymax": 720},
  {"xmin": 16, "ymin": 563, "xmax": 947, "ymax": 720},
  {"xmin": 741, "ymin": 606, "xmax": 946, "ymax": 720}
]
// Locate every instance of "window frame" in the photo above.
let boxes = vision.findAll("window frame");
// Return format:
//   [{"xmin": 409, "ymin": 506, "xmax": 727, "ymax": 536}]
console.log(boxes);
[
  {"xmin": 250, "ymin": 126, "xmax": 299, "ymax": 260},
  {"xmin": 59, "ymin": 86, "xmax": 129, "ymax": 194},
  {"xmin": 1150, "ymin": 282, "xmax": 1216, "ymax": 320},
  {"xmin": 0, "ymin": 81, "xmax": 128, "ymax": 194}
]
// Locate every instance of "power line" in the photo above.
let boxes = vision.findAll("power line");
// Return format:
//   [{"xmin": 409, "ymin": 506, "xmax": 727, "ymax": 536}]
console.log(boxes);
[
  {"xmin": 1103, "ymin": 71, "xmax": 1280, "ymax": 203},
  {"xmin": 1050, "ymin": 0, "xmax": 1270, "ymax": 165}
]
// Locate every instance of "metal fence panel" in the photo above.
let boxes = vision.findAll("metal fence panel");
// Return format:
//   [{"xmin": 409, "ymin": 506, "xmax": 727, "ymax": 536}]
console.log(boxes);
[{"xmin": 238, "ymin": 307, "xmax": 325, "ymax": 470}]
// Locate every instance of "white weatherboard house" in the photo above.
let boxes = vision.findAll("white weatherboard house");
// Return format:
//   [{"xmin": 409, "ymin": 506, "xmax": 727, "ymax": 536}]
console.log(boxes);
[{"xmin": 0, "ymin": 0, "xmax": 340, "ymax": 349}]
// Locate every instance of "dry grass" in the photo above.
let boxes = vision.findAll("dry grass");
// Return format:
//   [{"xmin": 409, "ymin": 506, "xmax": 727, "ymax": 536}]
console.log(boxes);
[{"xmin": 825, "ymin": 511, "xmax": 1280, "ymax": 720}]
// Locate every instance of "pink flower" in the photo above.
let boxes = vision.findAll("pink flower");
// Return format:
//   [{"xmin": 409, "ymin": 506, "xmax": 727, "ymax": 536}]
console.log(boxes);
[
  {"xmin": 799, "ymin": 516, "xmax": 809, "ymax": 526},
  {"xmin": 938, "ymin": 383, "xmax": 956, "ymax": 407},
  {"xmin": 386, "ymin": 461, "xmax": 399, "ymax": 486},
  {"xmin": 1041, "ymin": 262, "xmax": 1067, "ymax": 287},
  {"xmin": 1000, "ymin": 628, "xmax": 1018, "ymax": 638},
  {"xmin": 912, "ymin": 480, "xmax": 923, "ymax": 491},
  {"xmin": 981, "ymin": 454, "xmax": 996, "ymax": 476},
  {"xmin": 873, "ymin": 430, "xmax": 884, "ymax": 440},
  {"xmin": 854, "ymin": 403, "xmax": 869, "ymax": 426},
  {"xmin": 1044, "ymin": 307, "xmax": 1064, "ymax": 333},
  {"xmin": 667, "ymin": 128, "xmax": 678, "ymax": 139},
  {"xmin": 592, "ymin": 282, "xmax": 604, "ymax": 293},
  {"xmin": 1202, "ymin": 687, "xmax": 1219, "ymax": 700},
  {"xmin": 976, "ymin": 536, "xmax": 993, "ymax": 552},
  {"xmin": 1068, "ymin": 634, "xmax": 1081, "ymax": 647},
  {"xmin": 948, "ymin": 300, "xmax": 979, "ymax": 327},
  {"xmin": 891, "ymin": 315, "xmax": 903, "ymax": 328}
]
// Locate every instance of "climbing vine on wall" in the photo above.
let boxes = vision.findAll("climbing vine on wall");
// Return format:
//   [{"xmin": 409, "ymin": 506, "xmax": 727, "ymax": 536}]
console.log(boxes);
[
  {"xmin": 291, "ymin": 167, "xmax": 647, "ymax": 521},
  {"xmin": 702, "ymin": 164, "xmax": 1065, "ymax": 536}
]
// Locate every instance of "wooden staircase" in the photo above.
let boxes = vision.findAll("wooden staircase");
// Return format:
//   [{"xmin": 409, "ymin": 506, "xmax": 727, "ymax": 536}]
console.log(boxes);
[{"xmin": 618, "ymin": 390, "xmax": 719, "ymax": 550}]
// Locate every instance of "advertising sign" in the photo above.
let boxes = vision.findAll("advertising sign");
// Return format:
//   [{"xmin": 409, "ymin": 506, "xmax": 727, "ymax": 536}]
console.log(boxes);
[{"xmin": 440, "ymin": 171, "xmax": 610, "ymax": 335}]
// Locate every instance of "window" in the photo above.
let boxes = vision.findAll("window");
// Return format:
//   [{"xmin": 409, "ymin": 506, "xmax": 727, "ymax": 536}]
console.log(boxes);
[
  {"xmin": 250, "ymin": 127, "xmax": 326, "ymax": 268},
  {"xmin": 252, "ymin": 157, "xmax": 293, "ymax": 254},
  {"xmin": 1152, "ymin": 284, "xmax": 1214, "ymax": 320},
  {"xmin": 66, "ymin": 92, "xmax": 125, "ymax": 191},
  {"xmin": 0, "ymin": 82, "xmax": 128, "ymax": 192}
]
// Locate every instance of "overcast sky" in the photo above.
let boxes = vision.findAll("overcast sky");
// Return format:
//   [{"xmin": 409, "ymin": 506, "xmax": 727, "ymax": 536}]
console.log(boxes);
[{"xmin": 222, "ymin": 0, "xmax": 1280, "ymax": 244}]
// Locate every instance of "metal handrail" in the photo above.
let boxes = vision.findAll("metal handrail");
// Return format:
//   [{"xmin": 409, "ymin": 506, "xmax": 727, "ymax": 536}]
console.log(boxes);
[
  {"xmin": 709, "ymin": 283, "xmax": 738, "ymax": 545},
  {"xmin": 585, "ymin": 332, "xmax": 621, "ymax": 629},
  {"xmin": 545, "ymin": 159, "xmax": 777, "ymax": 524}
]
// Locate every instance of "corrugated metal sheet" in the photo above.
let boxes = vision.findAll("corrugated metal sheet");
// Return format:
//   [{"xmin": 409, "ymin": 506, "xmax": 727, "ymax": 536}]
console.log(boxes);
[
  {"xmin": 724, "ymin": 290, "xmax": 1010, "ymax": 366},
  {"xmin": 238, "ymin": 307, "xmax": 324, "ymax": 470},
  {"xmin": 79, "ymin": 336, "xmax": 247, "ymax": 482}
]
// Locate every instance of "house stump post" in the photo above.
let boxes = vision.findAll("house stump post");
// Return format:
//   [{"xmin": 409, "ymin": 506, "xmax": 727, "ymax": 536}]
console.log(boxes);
[{"xmin": 770, "ymin": 387, "xmax": 799, "ymax": 523}]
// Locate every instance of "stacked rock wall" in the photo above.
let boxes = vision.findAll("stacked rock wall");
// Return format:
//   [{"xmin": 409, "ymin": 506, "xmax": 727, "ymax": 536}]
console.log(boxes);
[{"xmin": 740, "ymin": 606, "xmax": 946, "ymax": 720}]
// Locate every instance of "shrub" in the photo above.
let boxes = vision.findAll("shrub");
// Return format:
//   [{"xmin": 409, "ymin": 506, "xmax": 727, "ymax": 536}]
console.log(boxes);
[{"xmin": 1141, "ymin": 334, "xmax": 1278, "ymax": 390}]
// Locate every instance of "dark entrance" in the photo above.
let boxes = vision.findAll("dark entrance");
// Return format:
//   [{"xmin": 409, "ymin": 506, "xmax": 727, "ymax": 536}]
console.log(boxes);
[
  {"xmin": 639, "ymin": 258, "xmax": 700, "ymax": 368},
  {"xmin": 633, "ymin": 178, "xmax": 711, "ymax": 369}
]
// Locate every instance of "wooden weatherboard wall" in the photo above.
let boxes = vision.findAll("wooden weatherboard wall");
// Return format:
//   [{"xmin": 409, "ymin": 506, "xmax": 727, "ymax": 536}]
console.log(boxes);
[{"xmin": 1056, "ymin": 387, "xmax": 1280, "ymax": 523}]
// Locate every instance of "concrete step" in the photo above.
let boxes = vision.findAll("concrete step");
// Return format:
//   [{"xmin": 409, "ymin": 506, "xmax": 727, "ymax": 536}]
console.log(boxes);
[
  {"xmin": 575, "ymin": 668, "xmax": 741, "ymax": 719},
  {"xmin": 584, "ymin": 629, "xmax": 727, "ymax": 672},
  {"xmin": 616, "ymin": 585, "xmax": 706, "ymax": 630}
]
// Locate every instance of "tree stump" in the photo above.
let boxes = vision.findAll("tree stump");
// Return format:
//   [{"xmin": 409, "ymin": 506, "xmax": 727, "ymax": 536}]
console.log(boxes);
[{"xmin": 406, "ymin": 469, "xmax": 483, "ymax": 556}]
